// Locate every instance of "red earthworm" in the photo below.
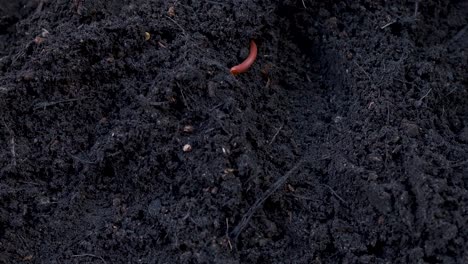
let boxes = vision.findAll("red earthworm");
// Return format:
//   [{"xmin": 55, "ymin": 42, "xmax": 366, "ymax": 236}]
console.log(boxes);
[{"xmin": 230, "ymin": 40, "xmax": 258, "ymax": 75}]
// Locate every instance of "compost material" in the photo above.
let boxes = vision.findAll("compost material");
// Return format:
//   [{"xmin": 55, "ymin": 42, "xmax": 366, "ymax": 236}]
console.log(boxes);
[{"xmin": 1, "ymin": 0, "xmax": 467, "ymax": 263}]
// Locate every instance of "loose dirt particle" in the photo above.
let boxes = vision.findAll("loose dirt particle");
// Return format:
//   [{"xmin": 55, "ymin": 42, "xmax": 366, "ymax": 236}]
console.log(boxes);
[
  {"xmin": 182, "ymin": 125, "xmax": 194, "ymax": 133},
  {"xmin": 33, "ymin": 36, "xmax": 45, "ymax": 44}
]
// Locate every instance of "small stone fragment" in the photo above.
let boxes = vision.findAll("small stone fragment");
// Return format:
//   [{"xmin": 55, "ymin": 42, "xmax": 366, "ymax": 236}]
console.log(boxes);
[
  {"xmin": 183, "ymin": 144, "xmax": 192, "ymax": 152},
  {"xmin": 168, "ymin": 6, "xmax": 175, "ymax": 17}
]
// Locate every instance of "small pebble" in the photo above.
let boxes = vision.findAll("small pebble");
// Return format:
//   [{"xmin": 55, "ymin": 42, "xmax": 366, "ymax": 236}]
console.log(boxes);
[
  {"xmin": 168, "ymin": 6, "xmax": 176, "ymax": 17},
  {"xmin": 183, "ymin": 144, "xmax": 192, "ymax": 152}
]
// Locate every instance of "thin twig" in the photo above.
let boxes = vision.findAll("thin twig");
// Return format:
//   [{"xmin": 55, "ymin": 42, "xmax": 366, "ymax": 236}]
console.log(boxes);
[
  {"xmin": 166, "ymin": 16, "xmax": 187, "ymax": 37},
  {"xmin": 72, "ymin": 254, "xmax": 107, "ymax": 264},
  {"xmin": 450, "ymin": 160, "xmax": 468, "ymax": 168},
  {"xmin": 447, "ymin": 24, "xmax": 468, "ymax": 46},
  {"xmin": 177, "ymin": 82, "xmax": 191, "ymax": 110},
  {"xmin": 269, "ymin": 124, "xmax": 284, "ymax": 145},
  {"xmin": 414, "ymin": 0, "xmax": 419, "ymax": 18},
  {"xmin": 205, "ymin": 0, "xmax": 228, "ymax": 6},
  {"xmin": 445, "ymin": 86, "xmax": 459, "ymax": 97},
  {"xmin": 230, "ymin": 159, "xmax": 306, "ymax": 239},
  {"xmin": 148, "ymin": 101, "xmax": 170, "ymax": 107},
  {"xmin": 225, "ymin": 218, "xmax": 232, "ymax": 250},
  {"xmin": 287, "ymin": 193, "xmax": 317, "ymax": 201},
  {"xmin": 10, "ymin": 137, "xmax": 16, "ymax": 166},
  {"xmin": 382, "ymin": 1, "xmax": 420, "ymax": 30},
  {"xmin": 34, "ymin": 0, "xmax": 45, "ymax": 16},
  {"xmin": 322, "ymin": 184, "xmax": 347, "ymax": 205},
  {"xmin": 419, "ymin": 88, "xmax": 432, "ymax": 100},
  {"xmin": 381, "ymin": 20, "xmax": 397, "ymax": 29},
  {"xmin": 416, "ymin": 88, "xmax": 432, "ymax": 106},
  {"xmin": 353, "ymin": 60, "xmax": 372, "ymax": 82},
  {"xmin": 2, "ymin": 120, "xmax": 16, "ymax": 166},
  {"xmin": 70, "ymin": 154, "xmax": 97, "ymax": 164},
  {"xmin": 34, "ymin": 97, "xmax": 89, "ymax": 110}
]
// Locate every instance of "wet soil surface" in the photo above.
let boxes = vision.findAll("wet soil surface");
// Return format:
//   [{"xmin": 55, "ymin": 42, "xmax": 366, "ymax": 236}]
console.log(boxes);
[{"xmin": 1, "ymin": 0, "xmax": 467, "ymax": 263}]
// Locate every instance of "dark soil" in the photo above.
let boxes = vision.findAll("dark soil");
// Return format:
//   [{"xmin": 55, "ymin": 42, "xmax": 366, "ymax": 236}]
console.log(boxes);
[{"xmin": 1, "ymin": 0, "xmax": 468, "ymax": 263}]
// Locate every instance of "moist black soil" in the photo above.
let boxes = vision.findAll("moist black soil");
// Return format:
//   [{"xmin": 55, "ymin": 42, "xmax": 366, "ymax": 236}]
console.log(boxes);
[{"xmin": 1, "ymin": 0, "xmax": 468, "ymax": 263}]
